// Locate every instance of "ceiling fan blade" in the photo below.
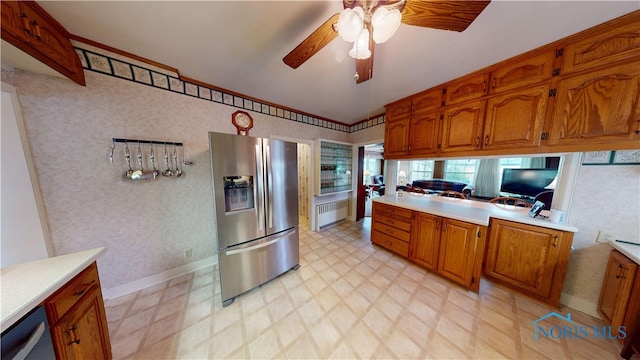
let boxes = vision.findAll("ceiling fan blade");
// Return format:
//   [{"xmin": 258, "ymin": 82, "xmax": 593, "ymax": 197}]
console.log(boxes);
[
  {"xmin": 401, "ymin": 0, "xmax": 491, "ymax": 32},
  {"xmin": 355, "ymin": 38, "xmax": 375, "ymax": 84},
  {"xmin": 283, "ymin": 12, "xmax": 341, "ymax": 69}
]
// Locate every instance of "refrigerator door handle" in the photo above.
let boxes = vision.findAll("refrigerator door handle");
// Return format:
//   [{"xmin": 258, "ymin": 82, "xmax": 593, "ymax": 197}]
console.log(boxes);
[
  {"xmin": 254, "ymin": 144, "xmax": 264, "ymax": 231},
  {"xmin": 265, "ymin": 144, "xmax": 273, "ymax": 229},
  {"xmin": 225, "ymin": 228, "xmax": 296, "ymax": 255}
]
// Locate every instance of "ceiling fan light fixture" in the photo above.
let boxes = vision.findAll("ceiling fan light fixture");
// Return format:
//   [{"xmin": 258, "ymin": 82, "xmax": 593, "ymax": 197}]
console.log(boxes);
[
  {"xmin": 337, "ymin": 7, "xmax": 365, "ymax": 42},
  {"xmin": 348, "ymin": 28, "xmax": 371, "ymax": 59},
  {"xmin": 371, "ymin": 7, "xmax": 402, "ymax": 44}
]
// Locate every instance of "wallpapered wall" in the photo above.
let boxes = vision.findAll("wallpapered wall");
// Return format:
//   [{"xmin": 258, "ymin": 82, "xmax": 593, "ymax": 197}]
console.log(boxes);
[
  {"xmin": 1, "ymin": 68, "xmax": 355, "ymax": 290},
  {"xmin": 561, "ymin": 164, "xmax": 640, "ymax": 315}
]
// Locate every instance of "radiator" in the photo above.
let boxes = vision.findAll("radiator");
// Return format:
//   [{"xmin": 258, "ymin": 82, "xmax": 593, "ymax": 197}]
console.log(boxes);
[{"xmin": 316, "ymin": 200, "xmax": 348, "ymax": 230}]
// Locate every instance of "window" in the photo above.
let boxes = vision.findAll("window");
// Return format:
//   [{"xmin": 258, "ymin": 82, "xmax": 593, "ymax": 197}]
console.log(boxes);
[
  {"xmin": 444, "ymin": 159, "xmax": 478, "ymax": 183},
  {"xmin": 397, "ymin": 160, "xmax": 434, "ymax": 185}
]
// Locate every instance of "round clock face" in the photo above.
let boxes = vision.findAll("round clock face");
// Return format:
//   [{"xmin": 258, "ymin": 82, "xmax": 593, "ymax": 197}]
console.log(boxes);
[
  {"xmin": 232, "ymin": 111, "xmax": 253, "ymax": 135},
  {"xmin": 235, "ymin": 113, "xmax": 251, "ymax": 128}
]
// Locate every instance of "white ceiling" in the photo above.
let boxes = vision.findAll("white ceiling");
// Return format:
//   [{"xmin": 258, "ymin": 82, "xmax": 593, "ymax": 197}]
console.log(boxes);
[{"xmin": 9, "ymin": 1, "xmax": 640, "ymax": 124}]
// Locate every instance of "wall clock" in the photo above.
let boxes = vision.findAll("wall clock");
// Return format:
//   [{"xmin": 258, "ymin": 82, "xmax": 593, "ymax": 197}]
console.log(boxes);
[{"xmin": 231, "ymin": 110, "xmax": 253, "ymax": 136}]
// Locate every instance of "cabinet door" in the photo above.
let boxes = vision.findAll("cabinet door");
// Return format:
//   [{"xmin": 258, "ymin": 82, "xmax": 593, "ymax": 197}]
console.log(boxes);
[
  {"xmin": 483, "ymin": 83, "xmax": 549, "ymax": 149},
  {"xmin": 597, "ymin": 250, "xmax": 637, "ymax": 337},
  {"xmin": 408, "ymin": 110, "xmax": 440, "ymax": 156},
  {"xmin": 386, "ymin": 98, "xmax": 412, "ymax": 121},
  {"xmin": 548, "ymin": 61, "xmax": 640, "ymax": 147},
  {"xmin": 484, "ymin": 219, "xmax": 562, "ymax": 299},
  {"xmin": 445, "ymin": 73, "xmax": 489, "ymax": 105},
  {"xmin": 384, "ymin": 118, "xmax": 410, "ymax": 157},
  {"xmin": 412, "ymin": 87, "xmax": 444, "ymax": 113},
  {"xmin": 51, "ymin": 287, "xmax": 112, "ymax": 360},
  {"xmin": 440, "ymin": 100, "xmax": 486, "ymax": 153},
  {"xmin": 489, "ymin": 51, "xmax": 555, "ymax": 93},
  {"xmin": 563, "ymin": 17, "xmax": 640, "ymax": 74},
  {"xmin": 409, "ymin": 213, "xmax": 440, "ymax": 270},
  {"xmin": 437, "ymin": 218, "xmax": 479, "ymax": 289},
  {"xmin": 1, "ymin": 1, "xmax": 28, "ymax": 42}
]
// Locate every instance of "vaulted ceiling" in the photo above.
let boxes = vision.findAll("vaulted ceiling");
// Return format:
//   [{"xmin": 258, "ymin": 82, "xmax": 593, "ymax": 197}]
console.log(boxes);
[{"xmin": 6, "ymin": 1, "xmax": 639, "ymax": 124}]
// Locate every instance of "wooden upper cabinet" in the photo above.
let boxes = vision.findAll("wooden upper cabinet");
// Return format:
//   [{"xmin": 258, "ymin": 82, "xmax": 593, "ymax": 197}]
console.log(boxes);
[
  {"xmin": 548, "ymin": 61, "xmax": 640, "ymax": 147},
  {"xmin": 408, "ymin": 110, "xmax": 440, "ymax": 156},
  {"xmin": 563, "ymin": 13, "xmax": 640, "ymax": 75},
  {"xmin": 445, "ymin": 73, "xmax": 489, "ymax": 106},
  {"xmin": 1, "ymin": 1, "xmax": 27, "ymax": 41},
  {"xmin": 412, "ymin": 88, "xmax": 444, "ymax": 114},
  {"xmin": 1, "ymin": 1, "xmax": 85, "ymax": 85},
  {"xmin": 385, "ymin": 98, "xmax": 412, "ymax": 121},
  {"xmin": 489, "ymin": 51, "xmax": 556, "ymax": 94},
  {"xmin": 440, "ymin": 100, "xmax": 486, "ymax": 153},
  {"xmin": 484, "ymin": 83, "xmax": 550, "ymax": 150},
  {"xmin": 384, "ymin": 118, "xmax": 410, "ymax": 157},
  {"xmin": 384, "ymin": 88, "xmax": 443, "ymax": 158}
]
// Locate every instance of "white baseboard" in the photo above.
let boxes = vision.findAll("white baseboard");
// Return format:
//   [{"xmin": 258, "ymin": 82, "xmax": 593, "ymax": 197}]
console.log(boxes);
[
  {"xmin": 102, "ymin": 256, "xmax": 217, "ymax": 300},
  {"xmin": 560, "ymin": 292, "xmax": 601, "ymax": 319}
]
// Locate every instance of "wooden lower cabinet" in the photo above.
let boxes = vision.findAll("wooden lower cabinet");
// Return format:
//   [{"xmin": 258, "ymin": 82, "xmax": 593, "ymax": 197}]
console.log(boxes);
[
  {"xmin": 483, "ymin": 218, "xmax": 573, "ymax": 307},
  {"xmin": 45, "ymin": 262, "xmax": 112, "ymax": 359},
  {"xmin": 598, "ymin": 250, "xmax": 638, "ymax": 341},
  {"xmin": 408, "ymin": 212, "xmax": 486, "ymax": 292},
  {"xmin": 409, "ymin": 212, "xmax": 440, "ymax": 270},
  {"xmin": 437, "ymin": 218, "xmax": 486, "ymax": 291},
  {"xmin": 371, "ymin": 203, "xmax": 412, "ymax": 257}
]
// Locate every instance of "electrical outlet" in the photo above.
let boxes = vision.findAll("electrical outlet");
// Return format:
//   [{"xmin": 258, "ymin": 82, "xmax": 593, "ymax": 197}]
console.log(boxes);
[
  {"xmin": 596, "ymin": 231, "xmax": 614, "ymax": 243},
  {"xmin": 184, "ymin": 248, "xmax": 193, "ymax": 259}
]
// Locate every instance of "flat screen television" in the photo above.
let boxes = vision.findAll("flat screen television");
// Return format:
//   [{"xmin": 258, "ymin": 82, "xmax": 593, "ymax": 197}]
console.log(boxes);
[{"xmin": 500, "ymin": 168, "xmax": 558, "ymax": 198}]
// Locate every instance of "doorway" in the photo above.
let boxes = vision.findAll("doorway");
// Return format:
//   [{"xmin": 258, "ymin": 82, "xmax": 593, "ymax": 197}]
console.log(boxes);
[{"xmin": 356, "ymin": 143, "xmax": 385, "ymax": 220}]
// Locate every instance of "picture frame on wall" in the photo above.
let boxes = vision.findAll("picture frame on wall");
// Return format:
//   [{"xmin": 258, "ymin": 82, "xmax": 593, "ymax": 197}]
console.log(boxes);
[
  {"xmin": 612, "ymin": 150, "xmax": 640, "ymax": 164},
  {"xmin": 582, "ymin": 151, "xmax": 612, "ymax": 165}
]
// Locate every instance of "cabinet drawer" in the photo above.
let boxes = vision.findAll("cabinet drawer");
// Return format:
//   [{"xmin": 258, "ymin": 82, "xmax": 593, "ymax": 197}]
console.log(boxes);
[
  {"xmin": 373, "ymin": 222, "xmax": 410, "ymax": 242},
  {"xmin": 45, "ymin": 262, "xmax": 100, "ymax": 322},
  {"xmin": 373, "ymin": 203, "xmax": 412, "ymax": 221},
  {"xmin": 375, "ymin": 214, "xmax": 411, "ymax": 232},
  {"xmin": 372, "ymin": 231, "xmax": 409, "ymax": 257}
]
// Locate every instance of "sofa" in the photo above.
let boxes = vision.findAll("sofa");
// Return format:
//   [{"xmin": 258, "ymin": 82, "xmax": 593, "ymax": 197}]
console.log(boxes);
[{"xmin": 400, "ymin": 179, "xmax": 474, "ymax": 197}]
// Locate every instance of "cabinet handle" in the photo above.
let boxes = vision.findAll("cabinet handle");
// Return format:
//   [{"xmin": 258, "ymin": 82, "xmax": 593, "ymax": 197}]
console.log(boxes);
[
  {"xmin": 492, "ymin": 77, "xmax": 497, "ymax": 89},
  {"xmin": 485, "ymin": 135, "xmax": 489, "ymax": 146},
  {"xmin": 483, "ymin": 80, "xmax": 487, "ymax": 92},
  {"xmin": 21, "ymin": 14, "xmax": 31, "ymax": 35},
  {"xmin": 436, "ymin": 219, "xmax": 441, "ymax": 230},
  {"xmin": 31, "ymin": 21, "xmax": 41, "ymax": 39},
  {"xmin": 616, "ymin": 264, "xmax": 625, "ymax": 279},
  {"xmin": 66, "ymin": 325, "xmax": 81, "ymax": 345},
  {"xmin": 73, "ymin": 280, "xmax": 96, "ymax": 297},
  {"xmin": 552, "ymin": 236, "xmax": 558, "ymax": 248},
  {"xmin": 443, "ymin": 222, "xmax": 447, "ymax": 232},
  {"xmin": 476, "ymin": 136, "xmax": 480, "ymax": 148}
]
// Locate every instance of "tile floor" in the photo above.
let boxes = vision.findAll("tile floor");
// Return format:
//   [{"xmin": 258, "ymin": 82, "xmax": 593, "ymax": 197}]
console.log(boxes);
[{"xmin": 105, "ymin": 219, "xmax": 622, "ymax": 359}]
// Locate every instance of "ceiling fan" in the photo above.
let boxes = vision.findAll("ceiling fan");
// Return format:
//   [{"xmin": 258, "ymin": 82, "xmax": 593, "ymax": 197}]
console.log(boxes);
[{"xmin": 283, "ymin": 0, "xmax": 491, "ymax": 84}]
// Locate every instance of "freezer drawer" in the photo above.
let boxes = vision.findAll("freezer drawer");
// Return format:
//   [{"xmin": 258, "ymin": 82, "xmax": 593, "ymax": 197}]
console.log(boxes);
[{"xmin": 218, "ymin": 227, "xmax": 299, "ymax": 306}]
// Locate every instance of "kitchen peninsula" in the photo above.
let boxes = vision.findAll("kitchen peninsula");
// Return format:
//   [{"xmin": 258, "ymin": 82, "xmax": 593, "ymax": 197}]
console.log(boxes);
[
  {"xmin": 1, "ymin": 248, "xmax": 112, "ymax": 359},
  {"xmin": 371, "ymin": 194, "xmax": 577, "ymax": 307}
]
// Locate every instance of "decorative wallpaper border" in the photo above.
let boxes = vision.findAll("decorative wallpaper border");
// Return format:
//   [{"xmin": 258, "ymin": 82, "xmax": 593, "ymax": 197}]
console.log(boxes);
[{"xmin": 74, "ymin": 47, "xmax": 384, "ymax": 134}]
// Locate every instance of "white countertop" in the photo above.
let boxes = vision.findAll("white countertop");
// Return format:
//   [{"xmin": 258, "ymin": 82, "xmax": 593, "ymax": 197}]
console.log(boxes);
[
  {"xmin": 1, "ymin": 247, "xmax": 106, "ymax": 332},
  {"xmin": 373, "ymin": 194, "xmax": 578, "ymax": 232},
  {"xmin": 610, "ymin": 241, "xmax": 640, "ymax": 265}
]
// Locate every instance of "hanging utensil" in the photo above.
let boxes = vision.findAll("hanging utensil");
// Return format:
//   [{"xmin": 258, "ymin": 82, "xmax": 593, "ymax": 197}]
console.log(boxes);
[
  {"xmin": 162, "ymin": 143, "xmax": 173, "ymax": 176},
  {"xmin": 174, "ymin": 145, "xmax": 183, "ymax": 177},
  {"xmin": 130, "ymin": 141, "xmax": 157, "ymax": 180},
  {"xmin": 124, "ymin": 141, "xmax": 134, "ymax": 178},
  {"xmin": 150, "ymin": 144, "xmax": 160, "ymax": 177},
  {"xmin": 109, "ymin": 138, "xmax": 115, "ymax": 166}
]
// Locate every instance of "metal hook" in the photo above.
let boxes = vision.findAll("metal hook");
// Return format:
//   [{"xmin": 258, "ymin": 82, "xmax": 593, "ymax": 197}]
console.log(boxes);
[{"xmin": 109, "ymin": 138, "xmax": 116, "ymax": 165}]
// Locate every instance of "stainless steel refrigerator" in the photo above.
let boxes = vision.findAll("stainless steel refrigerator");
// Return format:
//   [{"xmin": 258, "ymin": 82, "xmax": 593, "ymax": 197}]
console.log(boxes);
[{"xmin": 209, "ymin": 132, "xmax": 299, "ymax": 306}]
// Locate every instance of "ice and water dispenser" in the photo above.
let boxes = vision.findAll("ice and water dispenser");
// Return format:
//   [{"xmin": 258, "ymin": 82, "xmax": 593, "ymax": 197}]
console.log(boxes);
[{"xmin": 223, "ymin": 176, "xmax": 254, "ymax": 212}]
